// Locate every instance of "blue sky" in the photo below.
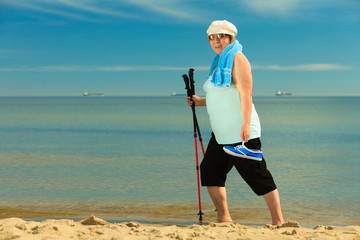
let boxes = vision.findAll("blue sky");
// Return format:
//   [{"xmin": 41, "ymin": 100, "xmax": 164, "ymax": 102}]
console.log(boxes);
[{"xmin": 0, "ymin": 0, "xmax": 359, "ymax": 96}]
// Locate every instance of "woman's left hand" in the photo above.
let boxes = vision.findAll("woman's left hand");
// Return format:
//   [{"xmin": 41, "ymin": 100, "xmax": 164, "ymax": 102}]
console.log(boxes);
[{"xmin": 241, "ymin": 123, "xmax": 250, "ymax": 143}]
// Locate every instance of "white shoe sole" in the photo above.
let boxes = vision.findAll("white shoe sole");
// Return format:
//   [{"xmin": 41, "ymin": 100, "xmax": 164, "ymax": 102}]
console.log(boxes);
[{"xmin": 223, "ymin": 148, "xmax": 263, "ymax": 161}]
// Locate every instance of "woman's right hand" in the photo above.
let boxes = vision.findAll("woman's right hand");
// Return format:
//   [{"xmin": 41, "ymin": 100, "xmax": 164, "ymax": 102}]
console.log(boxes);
[{"xmin": 185, "ymin": 95, "xmax": 205, "ymax": 107}]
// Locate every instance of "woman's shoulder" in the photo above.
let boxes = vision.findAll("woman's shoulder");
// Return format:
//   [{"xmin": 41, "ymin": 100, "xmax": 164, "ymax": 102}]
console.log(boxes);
[{"xmin": 234, "ymin": 52, "xmax": 250, "ymax": 68}]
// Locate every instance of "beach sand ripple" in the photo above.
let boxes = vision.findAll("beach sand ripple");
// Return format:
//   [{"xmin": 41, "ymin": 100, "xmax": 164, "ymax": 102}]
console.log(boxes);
[{"xmin": 0, "ymin": 216, "xmax": 359, "ymax": 240}]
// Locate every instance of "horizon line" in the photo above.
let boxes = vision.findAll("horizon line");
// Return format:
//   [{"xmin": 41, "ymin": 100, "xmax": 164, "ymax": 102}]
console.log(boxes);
[
  {"xmin": 0, "ymin": 95, "xmax": 359, "ymax": 98},
  {"xmin": 0, "ymin": 63, "xmax": 353, "ymax": 72}
]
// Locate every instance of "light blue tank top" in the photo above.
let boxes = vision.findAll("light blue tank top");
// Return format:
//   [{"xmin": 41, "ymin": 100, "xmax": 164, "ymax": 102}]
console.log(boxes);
[{"xmin": 203, "ymin": 76, "xmax": 261, "ymax": 144}]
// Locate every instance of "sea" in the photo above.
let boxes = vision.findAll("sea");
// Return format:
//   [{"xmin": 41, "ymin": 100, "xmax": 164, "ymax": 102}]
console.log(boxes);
[{"xmin": 0, "ymin": 96, "xmax": 359, "ymax": 227}]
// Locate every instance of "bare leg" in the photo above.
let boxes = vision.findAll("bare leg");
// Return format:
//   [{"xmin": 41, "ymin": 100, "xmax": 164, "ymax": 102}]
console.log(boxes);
[
  {"xmin": 207, "ymin": 186, "xmax": 233, "ymax": 222},
  {"xmin": 263, "ymin": 189, "xmax": 285, "ymax": 225}
]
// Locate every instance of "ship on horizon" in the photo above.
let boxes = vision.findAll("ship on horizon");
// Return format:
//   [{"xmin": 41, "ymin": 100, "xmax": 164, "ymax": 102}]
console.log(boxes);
[
  {"xmin": 171, "ymin": 92, "xmax": 187, "ymax": 97},
  {"xmin": 275, "ymin": 90, "xmax": 292, "ymax": 96},
  {"xmin": 83, "ymin": 92, "xmax": 104, "ymax": 97}
]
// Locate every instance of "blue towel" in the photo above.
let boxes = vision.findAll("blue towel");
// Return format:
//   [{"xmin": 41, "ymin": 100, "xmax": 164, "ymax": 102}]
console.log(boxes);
[{"xmin": 208, "ymin": 40, "xmax": 243, "ymax": 88}]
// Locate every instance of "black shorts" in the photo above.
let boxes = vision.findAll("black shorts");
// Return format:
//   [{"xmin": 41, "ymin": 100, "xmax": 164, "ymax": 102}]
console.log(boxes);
[{"xmin": 200, "ymin": 133, "xmax": 277, "ymax": 196}]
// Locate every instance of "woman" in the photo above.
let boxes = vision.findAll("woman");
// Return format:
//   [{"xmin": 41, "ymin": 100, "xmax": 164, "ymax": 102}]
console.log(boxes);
[{"xmin": 186, "ymin": 20, "xmax": 285, "ymax": 225}]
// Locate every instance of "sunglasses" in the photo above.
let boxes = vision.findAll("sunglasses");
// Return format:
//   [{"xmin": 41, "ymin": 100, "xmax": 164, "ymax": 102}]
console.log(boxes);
[{"xmin": 208, "ymin": 34, "xmax": 226, "ymax": 40}]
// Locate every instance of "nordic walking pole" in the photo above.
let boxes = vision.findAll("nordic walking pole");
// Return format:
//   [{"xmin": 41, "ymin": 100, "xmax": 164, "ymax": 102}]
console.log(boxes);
[
  {"xmin": 188, "ymin": 68, "xmax": 205, "ymax": 155},
  {"xmin": 187, "ymin": 69, "xmax": 205, "ymax": 220},
  {"xmin": 182, "ymin": 73, "xmax": 204, "ymax": 221}
]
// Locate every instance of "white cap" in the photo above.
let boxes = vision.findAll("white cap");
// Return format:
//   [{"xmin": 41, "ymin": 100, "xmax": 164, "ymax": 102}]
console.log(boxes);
[{"xmin": 206, "ymin": 20, "xmax": 237, "ymax": 37}]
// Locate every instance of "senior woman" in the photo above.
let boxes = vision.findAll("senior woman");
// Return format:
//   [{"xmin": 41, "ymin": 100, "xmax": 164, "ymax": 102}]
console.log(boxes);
[{"xmin": 186, "ymin": 20, "xmax": 285, "ymax": 225}]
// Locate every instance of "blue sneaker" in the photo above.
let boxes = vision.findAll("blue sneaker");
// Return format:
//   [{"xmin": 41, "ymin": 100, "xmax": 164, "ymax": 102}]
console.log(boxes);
[{"xmin": 223, "ymin": 142, "xmax": 263, "ymax": 161}]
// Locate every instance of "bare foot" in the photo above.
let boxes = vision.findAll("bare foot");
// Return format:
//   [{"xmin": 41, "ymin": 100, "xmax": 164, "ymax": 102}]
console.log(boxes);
[
  {"xmin": 217, "ymin": 220, "xmax": 233, "ymax": 223},
  {"xmin": 272, "ymin": 220, "xmax": 285, "ymax": 225},
  {"xmin": 217, "ymin": 214, "xmax": 233, "ymax": 223}
]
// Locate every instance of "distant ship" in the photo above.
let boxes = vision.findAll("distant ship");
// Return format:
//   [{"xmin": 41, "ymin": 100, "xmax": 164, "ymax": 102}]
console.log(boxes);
[
  {"xmin": 83, "ymin": 92, "xmax": 104, "ymax": 97},
  {"xmin": 275, "ymin": 90, "xmax": 292, "ymax": 96},
  {"xmin": 171, "ymin": 92, "xmax": 187, "ymax": 97}
]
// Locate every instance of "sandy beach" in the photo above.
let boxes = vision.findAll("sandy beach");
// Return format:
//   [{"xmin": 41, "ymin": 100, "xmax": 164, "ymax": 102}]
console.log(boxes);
[{"xmin": 0, "ymin": 215, "xmax": 359, "ymax": 240}]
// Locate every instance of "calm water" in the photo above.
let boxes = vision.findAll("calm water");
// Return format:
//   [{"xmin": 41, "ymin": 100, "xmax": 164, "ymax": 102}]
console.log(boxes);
[{"xmin": 0, "ymin": 96, "xmax": 359, "ymax": 226}]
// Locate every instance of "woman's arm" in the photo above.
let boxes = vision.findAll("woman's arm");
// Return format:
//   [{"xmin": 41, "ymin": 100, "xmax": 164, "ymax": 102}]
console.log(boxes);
[
  {"xmin": 232, "ymin": 52, "xmax": 253, "ymax": 143},
  {"xmin": 185, "ymin": 95, "xmax": 206, "ymax": 107}
]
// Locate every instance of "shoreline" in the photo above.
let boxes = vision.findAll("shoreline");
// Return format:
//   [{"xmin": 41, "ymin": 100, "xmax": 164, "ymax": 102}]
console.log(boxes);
[
  {"xmin": 1, "ymin": 204, "xmax": 359, "ymax": 229},
  {"xmin": 0, "ymin": 215, "xmax": 359, "ymax": 240}
]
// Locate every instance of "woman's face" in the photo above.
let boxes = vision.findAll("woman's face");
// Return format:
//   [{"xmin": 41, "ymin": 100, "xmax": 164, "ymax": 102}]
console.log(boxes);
[{"xmin": 208, "ymin": 34, "xmax": 231, "ymax": 55}]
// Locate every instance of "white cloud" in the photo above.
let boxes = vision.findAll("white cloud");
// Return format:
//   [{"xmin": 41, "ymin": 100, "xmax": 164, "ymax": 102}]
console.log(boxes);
[
  {"xmin": 241, "ymin": 0, "xmax": 301, "ymax": 16},
  {"xmin": 238, "ymin": 0, "xmax": 342, "ymax": 17},
  {"xmin": 1, "ymin": 0, "xmax": 208, "ymax": 22},
  {"xmin": 57, "ymin": 0, "xmax": 140, "ymax": 19},
  {"xmin": 122, "ymin": 0, "xmax": 208, "ymax": 22},
  {"xmin": 252, "ymin": 63, "xmax": 352, "ymax": 71},
  {"xmin": 2, "ymin": 0, "xmax": 93, "ymax": 21},
  {"xmin": 0, "ymin": 64, "xmax": 352, "ymax": 72},
  {"xmin": 99, "ymin": 66, "xmax": 211, "ymax": 71},
  {"xmin": 0, "ymin": 65, "xmax": 209, "ymax": 72},
  {"xmin": 2, "ymin": 0, "xmax": 356, "ymax": 23}
]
